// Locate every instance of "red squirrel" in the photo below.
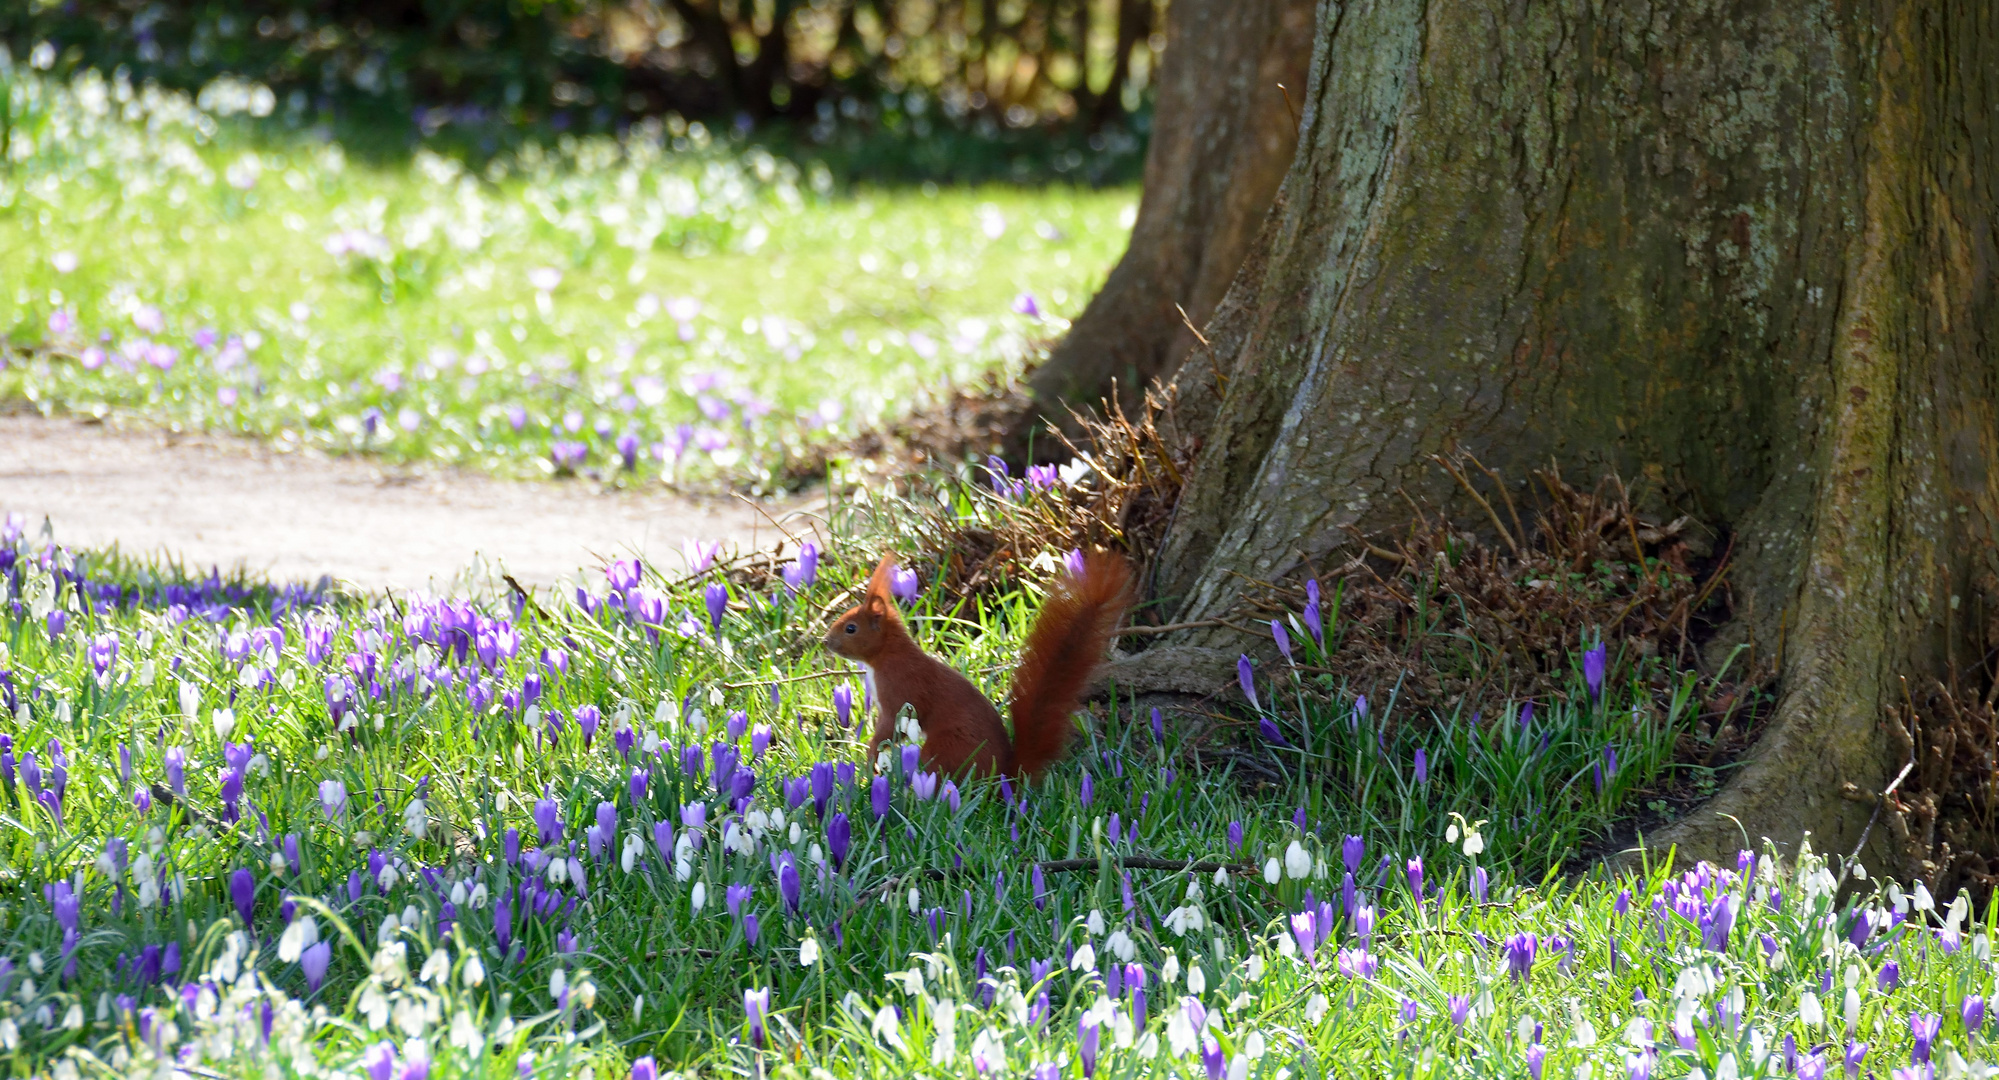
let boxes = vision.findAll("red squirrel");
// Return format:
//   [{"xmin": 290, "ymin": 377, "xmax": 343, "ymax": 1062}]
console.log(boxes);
[{"xmin": 823, "ymin": 551, "xmax": 1133, "ymax": 779}]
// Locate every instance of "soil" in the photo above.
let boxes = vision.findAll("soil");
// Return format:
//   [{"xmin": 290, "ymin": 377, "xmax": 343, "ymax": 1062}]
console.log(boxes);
[{"xmin": 0, "ymin": 414, "xmax": 801, "ymax": 591}]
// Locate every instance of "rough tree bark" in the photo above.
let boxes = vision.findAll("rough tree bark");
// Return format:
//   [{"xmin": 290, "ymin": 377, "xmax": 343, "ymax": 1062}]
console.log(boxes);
[
  {"xmin": 1124, "ymin": 0, "xmax": 1998, "ymax": 866},
  {"xmin": 1010, "ymin": 0, "xmax": 1315, "ymax": 453}
]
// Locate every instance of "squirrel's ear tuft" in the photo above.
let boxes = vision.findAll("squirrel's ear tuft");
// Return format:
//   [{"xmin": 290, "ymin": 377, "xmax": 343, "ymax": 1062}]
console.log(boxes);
[{"xmin": 865, "ymin": 555, "xmax": 897, "ymax": 601}]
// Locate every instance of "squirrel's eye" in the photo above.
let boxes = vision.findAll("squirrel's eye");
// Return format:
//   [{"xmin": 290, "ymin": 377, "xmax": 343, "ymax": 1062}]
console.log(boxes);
[{"xmin": 844, "ymin": 622, "xmax": 858, "ymax": 634}]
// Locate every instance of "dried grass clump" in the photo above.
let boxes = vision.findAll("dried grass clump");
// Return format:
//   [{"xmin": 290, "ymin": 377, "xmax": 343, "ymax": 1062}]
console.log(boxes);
[
  {"xmin": 841, "ymin": 383, "xmax": 1194, "ymax": 604},
  {"xmin": 1861, "ymin": 679, "xmax": 1999, "ymax": 899},
  {"xmin": 1226, "ymin": 457, "xmax": 1772, "ymax": 746}
]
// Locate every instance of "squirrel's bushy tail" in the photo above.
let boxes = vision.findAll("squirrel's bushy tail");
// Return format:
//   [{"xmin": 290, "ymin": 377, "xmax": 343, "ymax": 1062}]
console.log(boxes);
[{"xmin": 1007, "ymin": 551, "xmax": 1134, "ymax": 778}]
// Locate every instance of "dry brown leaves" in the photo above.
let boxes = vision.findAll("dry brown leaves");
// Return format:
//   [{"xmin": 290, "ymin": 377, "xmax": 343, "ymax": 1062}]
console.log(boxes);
[{"xmin": 1869, "ymin": 680, "xmax": 1999, "ymax": 898}]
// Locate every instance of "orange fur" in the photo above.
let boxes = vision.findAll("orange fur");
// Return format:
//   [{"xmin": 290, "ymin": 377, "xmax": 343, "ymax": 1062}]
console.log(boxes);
[{"xmin": 823, "ymin": 552, "xmax": 1133, "ymax": 779}]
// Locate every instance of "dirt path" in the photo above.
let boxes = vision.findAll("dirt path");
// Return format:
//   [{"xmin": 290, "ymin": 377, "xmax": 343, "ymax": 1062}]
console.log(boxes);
[{"xmin": 0, "ymin": 415, "xmax": 800, "ymax": 591}]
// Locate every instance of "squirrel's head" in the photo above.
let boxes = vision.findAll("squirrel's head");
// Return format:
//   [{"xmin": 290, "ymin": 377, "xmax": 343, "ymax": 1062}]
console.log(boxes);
[{"xmin": 823, "ymin": 554, "xmax": 900, "ymax": 660}]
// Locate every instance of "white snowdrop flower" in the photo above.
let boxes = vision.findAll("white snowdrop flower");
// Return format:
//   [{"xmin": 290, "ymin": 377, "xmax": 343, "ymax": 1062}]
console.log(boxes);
[
  {"xmin": 873, "ymin": 1006, "xmax": 907, "ymax": 1051},
  {"xmin": 549, "ymin": 968, "xmax": 568, "ymax": 1001},
  {"xmin": 621, "ymin": 833, "xmax": 642, "ymax": 874},
  {"xmin": 1843, "ymin": 987, "xmax": 1861, "ymax": 1029},
  {"xmin": 449, "ymin": 1008, "xmax": 482, "ymax": 1053},
  {"xmin": 1888, "ymin": 882, "xmax": 1908, "ymax": 914},
  {"xmin": 277, "ymin": 916, "xmax": 318, "ymax": 963},
  {"xmin": 1463, "ymin": 829, "xmax": 1485, "ymax": 857},
  {"xmin": 1187, "ymin": 963, "xmax": 1206, "ymax": 995},
  {"xmin": 468, "ymin": 882, "xmax": 489, "ymax": 909},
  {"xmin": 211, "ymin": 707, "xmax": 235, "ymax": 739},
  {"xmin": 1715, "ymin": 1053, "xmax": 1739, "ymax": 1080},
  {"xmin": 1245, "ymin": 953, "xmax": 1266, "ymax": 982},
  {"xmin": 789, "ymin": 821, "xmax": 803, "ymax": 845},
  {"xmin": 461, "ymin": 952, "xmax": 486, "ymax": 988},
  {"xmin": 909, "ymin": 886, "xmax": 922, "ymax": 914},
  {"xmin": 1246, "ymin": 1030, "xmax": 1267, "ymax": 1059},
  {"xmin": 1946, "ymin": 894, "xmax": 1969, "ymax": 932},
  {"xmin": 1799, "ymin": 991, "xmax": 1823, "ymax": 1026},
  {"xmin": 930, "ymin": 999, "xmax": 957, "ymax": 1066},
  {"xmin": 1072, "ymin": 943, "xmax": 1098, "ymax": 971},
  {"xmin": 1087, "ymin": 909, "xmax": 1106, "ymax": 936},
  {"xmin": 1914, "ymin": 882, "xmax": 1936, "ymax": 912},
  {"xmin": 267, "ymin": 851, "xmax": 286, "ymax": 875},
  {"xmin": 1284, "ymin": 841, "xmax": 1311, "ymax": 880},
  {"xmin": 1304, "ymin": 993, "xmax": 1330, "ymax": 1024},
  {"xmin": 1137, "ymin": 1031, "xmax": 1162, "ymax": 1058},
  {"xmin": 1228, "ymin": 1052, "xmax": 1250, "ymax": 1080},
  {"xmin": 690, "ymin": 881, "xmax": 707, "ymax": 912},
  {"xmin": 1113, "ymin": 1009, "xmax": 1135, "ymax": 1048},
  {"xmin": 403, "ymin": 800, "xmax": 428, "ymax": 839},
  {"xmin": 61, "ymin": 1003, "xmax": 83, "ymax": 1031},
  {"xmin": 971, "ymin": 1027, "xmax": 1007, "ymax": 1074},
  {"xmin": 449, "ymin": 881, "xmax": 469, "ymax": 907},
  {"xmin": 178, "ymin": 681, "xmax": 200, "ymax": 723},
  {"xmin": 1275, "ymin": 933, "xmax": 1296, "ymax": 958},
  {"xmin": 377, "ymin": 914, "xmax": 402, "ymax": 946},
  {"xmin": 1263, "ymin": 858, "xmax": 1282, "ymax": 885},
  {"xmin": 1572, "ymin": 1017, "xmax": 1597, "ymax": 1048},
  {"xmin": 1852, "ymin": 861, "xmax": 1867, "ymax": 880},
  {"xmin": 887, "ymin": 968, "xmax": 926, "ymax": 995},
  {"xmin": 1215, "ymin": 865, "xmax": 1229, "ymax": 887},
  {"xmin": 809, "ymin": 842, "xmax": 825, "ymax": 866},
  {"xmin": 1187, "ymin": 880, "xmax": 1204, "ymax": 902},
  {"xmin": 1085, "ymin": 996, "xmax": 1117, "ymax": 1028},
  {"xmin": 1974, "ymin": 934, "xmax": 1992, "ymax": 961},
  {"xmin": 799, "ymin": 935, "xmax": 820, "ymax": 967},
  {"xmin": 1167, "ymin": 1007, "xmax": 1197, "ymax": 1057},
  {"xmin": 547, "ymin": 857, "xmax": 569, "ymax": 885},
  {"xmin": 420, "ymin": 948, "xmax": 450, "ymax": 984},
  {"xmin": 1161, "ymin": 953, "xmax": 1181, "ymax": 985},
  {"xmin": 1165, "ymin": 905, "xmax": 1206, "ymax": 936},
  {"xmin": 378, "ymin": 863, "xmax": 401, "ymax": 891},
  {"xmin": 1107, "ymin": 929, "xmax": 1137, "ymax": 963}
]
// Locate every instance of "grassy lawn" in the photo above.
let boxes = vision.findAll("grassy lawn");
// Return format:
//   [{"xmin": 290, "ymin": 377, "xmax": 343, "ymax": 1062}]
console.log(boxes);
[
  {"xmin": 0, "ymin": 69, "xmax": 1135, "ymax": 491},
  {"xmin": 1, "ymin": 481, "xmax": 1991, "ymax": 1078}
]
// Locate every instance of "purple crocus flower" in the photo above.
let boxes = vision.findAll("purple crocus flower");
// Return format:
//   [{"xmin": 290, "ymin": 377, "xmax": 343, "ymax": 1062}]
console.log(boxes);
[
  {"xmin": 1258, "ymin": 717, "xmax": 1289, "ymax": 747},
  {"xmin": 616, "ymin": 433, "xmax": 640, "ymax": 471},
  {"xmin": 630, "ymin": 1058, "xmax": 658, "ymax": 1080},
  {"xmin": 1472, "ymin": 865, "xmax": 1489, "ymax": 902},
  {"xmin": 1237, "ymin": 654, "xmax": 1258, "ymax": 709},
  {"xmin": 827, "ymin": 812, "xmax": 851, "ymax": 870},
  {"xmin": 1583, "ymin": 642, "xmax": 1607, "ymax": 699},
  {"xmin": 230, "ymin": 868, "xmax": 256, "ymax": 926},
  {"xmin": 164, "ymin": 747, "xmax": 187, "ymax": 798},
  {"xmin": 550, "ymin": 440, "xmax": 589, "ymax": 472},
  {"xmin": 1012, "ymin": 292, "xmax": 1042, "ymax": 319},
  {"xmin": 88, "ymin": 633, "xmax": 119, "ymax": 676},
  {"xmin": 1504, "ymin": 933, "xmax": 1537, "ymax": 981},
  {"xmin": 1406, "ymin": 858, "xmax": 1424, "ymax": 897},
  {"xmin": 1342, "ymin": 835, "xmax": 1365, "ymax": 875},
  {"xmin": 1201, "ymin": 1033, "xmax": 1225, "ymax": 1080},
  {"xmin": 46, "ymin": 610, "xmax": 67, "ymax": 641},
  {"xmin": 301, "ymin": 941, "xmax": 331, "ymax": 992},
  {"xmin": 782, "ymin": 543, "xmax": 820, "ymax": 595},
  {"xmin": 576, "ymin": 705, "xmax": 602, "ymax": 747},
  {"xmin": 1271, "ymin": 620, "xmax": 1292, "ymax": 663},
  {"xmin": 750, "ymin": 724, "xmax": 772, "ymax": 759},
  {"xmin": 870, "ymin": 775, "xmax": 890, "ymax": 819},
  {"xmin": 1079, "ymin": 770, "xmax": 1093, "ymax": 808},
  {"xmin": 651, "ymin": 820, "xmax": 674, "ymax": 866},
  {"xmin": 1525, "ymin": 1042, "xmax": 1546, "ymax": 1080},
  {"xmin": 1032, "ymin": 863, "xmax": 1048, "ymax": 910},
  {"xmin": 1447, "ymin": 994, "xmax": 1471, "ymax": 1030},
  {"xmin": 1878, "ymin": 959, "xmax": 1900, "ymax": 991},
  {"xmin": 1964, "ymin": 994, "xmax": 1985, "ymax": 1037},
  {"xmin": 1797, "ymin": 1053, "xmax": 1828, "ymax": 1080},
  {"xmin": 1063, "ymin": 549, "xmax": 1087, "ymax": 579},
  {"xmin": 1227, "ymin": 821, "xmax": 1243, "ymax": 853},
  {"xmin": 1151, "ymin": 707, "xmax": 1165, "ymax": 745},
  {"xmin": 1303, "ymin": 579, "xmax": 1324, "ymax": 647},
  {"xmin": 744, "ymin": 987, "xmax": 770, "ymax": 1047},
  {"xmin": 776, "ymin": 853, "xmax": 802, "ymax": 914},
  {"xmin": 1414, "ymin": 747, "xmax": 1429, "ymax": 785},
  {"xmin": 1843, "ymin": 1041, "xmax": 1867, "ymax": 1079},
  {"xmin": 1078, "ymin": 1016, "xmax": 1101, "ymax": 1077},
  {"xmin": 1289, "ymin": 911, "xmax": 1319, "ymax": 965},
  {"xmin": 704, "ymin": 582, "xmax": 729, "ymax": 631},
  {"xmin": 833, "ymin": 683, "xmax": 854, "ymax": 730},
  {"xmin": 890, "ymin": 567, "xmax": 920, "ymax": 602},
  {"xmin": 1912, "ymin": 1013, "xmax": 1942, "ymax": 1063},
  {"xmin": 534, "ymin": 796, "xmax": 563, "ymax": 846}
]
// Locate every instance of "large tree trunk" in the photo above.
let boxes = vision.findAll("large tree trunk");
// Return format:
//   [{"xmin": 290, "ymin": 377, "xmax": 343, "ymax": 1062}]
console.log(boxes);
[
  {"xmin": 1132, "ymin": 0, "xmax": 1999, "ymax": 866},
  {"xmin": 1010, "ymin": 0, "xmax": 1315, "ymax": 453}
]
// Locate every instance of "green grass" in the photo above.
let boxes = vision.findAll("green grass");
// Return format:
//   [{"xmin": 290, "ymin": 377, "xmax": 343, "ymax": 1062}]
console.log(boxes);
[
  {"xmin": 0, "ymin": 66, "xmax": 1136, "ymax": 491},
  {"xmin": 1, "ymin": 477, "xmax": 1994, "ymax": 1079}
]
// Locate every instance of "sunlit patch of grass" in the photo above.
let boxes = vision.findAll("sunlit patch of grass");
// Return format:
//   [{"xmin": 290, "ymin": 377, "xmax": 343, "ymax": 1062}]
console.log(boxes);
[{"xmin": 0, "ymin": 67, "xmax": 1137, "ymax": 491}]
